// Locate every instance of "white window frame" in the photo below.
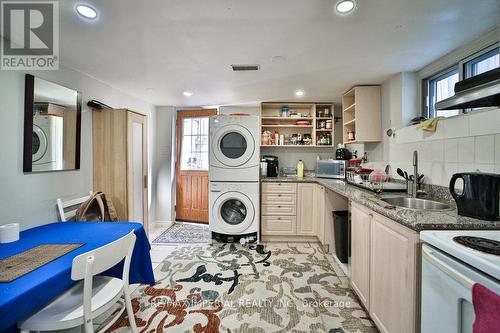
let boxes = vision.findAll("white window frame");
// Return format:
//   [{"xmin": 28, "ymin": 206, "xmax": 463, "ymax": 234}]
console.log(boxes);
[{"xmin": 422, "ymin": 43, "xmax": 499, "ymax": 118}]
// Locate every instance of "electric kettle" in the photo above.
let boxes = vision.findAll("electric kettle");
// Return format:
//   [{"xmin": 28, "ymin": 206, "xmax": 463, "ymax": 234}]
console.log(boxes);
[{"xmin": 450, "ymin": 172, "xmax": 500, "ymax": 221}]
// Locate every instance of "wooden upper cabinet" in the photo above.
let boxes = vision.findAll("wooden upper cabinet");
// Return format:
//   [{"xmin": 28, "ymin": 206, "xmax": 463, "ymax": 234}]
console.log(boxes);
[
  {"xmin": 297, "ymin": 183, "xmax": 317, "ymax": 236},
  {"xmin": 369, "ymin": 213, "xmax": 419, "ymax": 333},
  {"xmin": 342, "ymin": 85, "xmax": 381, "ymax": 143},
  {"xmin": 350, "ymin": 202, "xmax": 372, "ymax": 309}
]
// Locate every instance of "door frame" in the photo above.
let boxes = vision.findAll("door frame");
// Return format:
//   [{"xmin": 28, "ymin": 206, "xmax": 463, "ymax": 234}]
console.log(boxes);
[
  {"xmin": 127, "ymin": 111, "xmax": 148, "ymax": 232},
  {"xmin": 175, "ymin": 109, "xmax": 217, "ymax": 223}
]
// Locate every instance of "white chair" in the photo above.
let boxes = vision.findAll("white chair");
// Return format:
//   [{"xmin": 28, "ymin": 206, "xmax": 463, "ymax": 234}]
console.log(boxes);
[
  {"xmin": 18, "ymin": 232, "xmax": 138, "ymax": 333},
  {"xmin": 57, "ymin": 191, "xmax": 93, "ymax": 221}
]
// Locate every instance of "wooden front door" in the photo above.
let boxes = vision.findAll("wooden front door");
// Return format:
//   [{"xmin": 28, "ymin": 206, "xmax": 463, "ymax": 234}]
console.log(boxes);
[{"xmin": 175, "ymin": 109, "xmax": 217, "ymax": 223}]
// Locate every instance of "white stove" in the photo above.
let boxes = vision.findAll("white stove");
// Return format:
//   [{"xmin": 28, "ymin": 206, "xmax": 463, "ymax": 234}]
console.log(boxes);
[
  {"xmin": 420, "ymin": 230, "xmax": 500, "ymax": 279},
  {"xmin": 420, "ymin": 230, "xmax": 500, "ymax": 333}
]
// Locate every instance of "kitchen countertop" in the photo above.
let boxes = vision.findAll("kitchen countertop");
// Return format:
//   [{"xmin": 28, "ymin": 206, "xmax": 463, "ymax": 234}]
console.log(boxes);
[{"xmin": 261, "ymin": 176, "xmax": 500, "ymax": 232}]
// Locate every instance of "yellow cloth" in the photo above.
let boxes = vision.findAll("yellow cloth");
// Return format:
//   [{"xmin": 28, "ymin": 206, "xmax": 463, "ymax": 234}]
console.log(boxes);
[{"xmin": 417, "ymin": 117, "xmax": 445, "ymax": 132}]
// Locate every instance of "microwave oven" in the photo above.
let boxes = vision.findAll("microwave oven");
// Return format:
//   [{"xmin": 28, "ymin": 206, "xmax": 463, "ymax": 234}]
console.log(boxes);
[{"xmin": 316, "ymin": 159, "xmax": 346, "ymax": 179}]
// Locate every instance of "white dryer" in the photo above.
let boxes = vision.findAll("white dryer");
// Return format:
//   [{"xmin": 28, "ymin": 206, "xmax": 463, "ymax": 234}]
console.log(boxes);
[
  {"xmin": 209, "ymin": 115, "xmax": 260, "ymax": 182},
  {"xmin": 32, "ymin": 114, "xmax": 63, "ymax": 171},
  {"xmin": 209, "ymin": 182, "xmax": 259, "ymax": 236}
]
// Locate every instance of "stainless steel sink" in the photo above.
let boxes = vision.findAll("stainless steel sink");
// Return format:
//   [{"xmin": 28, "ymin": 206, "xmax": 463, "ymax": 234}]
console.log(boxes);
[{"xmin": 381, "ymin": 197, "xmax": 451, "ymax": 210}]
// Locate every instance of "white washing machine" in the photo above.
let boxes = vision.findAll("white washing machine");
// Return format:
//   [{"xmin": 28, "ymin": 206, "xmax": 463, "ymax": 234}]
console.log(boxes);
[
  {"xmin": 32, "ymin": 114, "xmax": 63, "ymax": 171},
  {"xmin": 209, "ymin": 182, "xmax": 259, "ymax": 239},
  {"xmin": 209, "ymin": 115, "xmax": 260, "ymax": 182}
]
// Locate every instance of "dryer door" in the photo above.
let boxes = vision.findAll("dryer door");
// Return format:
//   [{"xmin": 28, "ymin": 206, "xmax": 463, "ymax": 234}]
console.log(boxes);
[
  {"xmin": 32, "ymin": 125, "xmax": 48, "ymax": 163},
  {"xmin": 212, "ymin": 124, "xmax": 255, "ymax": 167},
  {"xmin": 212, "ymin": 191, "xmax": 255, "ymax": 234}
]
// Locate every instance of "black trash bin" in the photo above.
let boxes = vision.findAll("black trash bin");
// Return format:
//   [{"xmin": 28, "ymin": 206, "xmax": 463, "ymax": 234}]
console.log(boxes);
[{"xmin": 332, "ymin": 210, "xmax": 349, "ymax": 263}]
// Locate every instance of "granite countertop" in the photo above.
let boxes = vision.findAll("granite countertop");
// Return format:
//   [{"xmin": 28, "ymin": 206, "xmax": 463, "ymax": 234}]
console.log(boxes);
[{"xmin": 261, "ymin": 176, "xmax": 500, "ymax": 232}]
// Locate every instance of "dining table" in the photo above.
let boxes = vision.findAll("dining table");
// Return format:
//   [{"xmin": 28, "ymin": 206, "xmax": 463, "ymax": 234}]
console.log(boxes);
[{"xmin": 0, "ymin": 222, "xmax": 155, "ymax": 333}]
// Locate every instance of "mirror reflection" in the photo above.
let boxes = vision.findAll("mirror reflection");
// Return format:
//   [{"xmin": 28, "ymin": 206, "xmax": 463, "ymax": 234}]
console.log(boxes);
[{"xmin": 26, "ymin": 76, "xmax": 81, "ymax": 172}]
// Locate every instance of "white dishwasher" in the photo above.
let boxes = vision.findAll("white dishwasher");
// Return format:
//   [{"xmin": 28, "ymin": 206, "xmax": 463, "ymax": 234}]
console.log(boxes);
[{"xmin": 420, "ymin": 231, "xmax": 500, "ymax": 333}]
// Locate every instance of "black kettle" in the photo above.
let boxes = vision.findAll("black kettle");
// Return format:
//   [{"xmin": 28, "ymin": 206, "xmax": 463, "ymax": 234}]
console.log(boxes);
[{"xmin": 450, "ymin": 172, "xmax": 500, "ymax": 221}]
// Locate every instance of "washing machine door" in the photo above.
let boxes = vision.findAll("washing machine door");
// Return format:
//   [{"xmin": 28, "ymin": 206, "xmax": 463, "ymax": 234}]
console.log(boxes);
[
  {"xmin": 32, "ymin": 125, "xmax": 48, "ymax": 163},
  {"xmin": 213, "ymin": 191, "xmax": 255, "ymax": 234},
  {"xmin": 212, "ymin": 124, "xmax": 255, "ymax": 167}
]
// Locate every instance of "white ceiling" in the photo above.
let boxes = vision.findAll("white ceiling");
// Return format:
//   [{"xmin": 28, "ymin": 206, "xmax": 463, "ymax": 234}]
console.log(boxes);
[{"xmin": 59, "ymin": 0, "xmax": 500, "ymax": 107}]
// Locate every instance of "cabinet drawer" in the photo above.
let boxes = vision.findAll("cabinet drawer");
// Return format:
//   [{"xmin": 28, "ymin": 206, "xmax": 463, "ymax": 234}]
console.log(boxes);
[
  {"xmin": 262, "ymin": 216, "xmax": 296, "ymax": 235},
  {"xmin": 262, "ymin": 204, "xmax": 296, "ymax": 216},
  {"xmin": 262, "ymin": 182, "xmax": 297, "ymax": 194},
  {"xmin": 262, "ymin": 193, "xmax": 296, "ymax": 205}
]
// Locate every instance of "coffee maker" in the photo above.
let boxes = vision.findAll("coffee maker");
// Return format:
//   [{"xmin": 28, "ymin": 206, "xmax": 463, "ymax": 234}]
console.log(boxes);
[
  {"xmin": 261, "ymin": 156, "xmax": 279, "ymax": 177},
  {"xmin": 335, "ymin": 144, "xmax": 352, "ymax": 160}
]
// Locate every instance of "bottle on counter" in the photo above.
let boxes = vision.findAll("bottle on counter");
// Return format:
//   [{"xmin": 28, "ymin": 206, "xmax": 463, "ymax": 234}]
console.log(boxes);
[
  {"xmin": 274, "ymin": 131, "xmax": 279, "ymax": 146},
  {"xmin": 297, "ymin": 160, "xmax": 304, "ymax": 178}
]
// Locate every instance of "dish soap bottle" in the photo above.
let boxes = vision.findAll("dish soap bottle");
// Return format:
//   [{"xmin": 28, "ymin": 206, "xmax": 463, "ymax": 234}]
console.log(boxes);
[{"xmin": 297, "ymin": 160, "xmax": 304, "ymax": 178}]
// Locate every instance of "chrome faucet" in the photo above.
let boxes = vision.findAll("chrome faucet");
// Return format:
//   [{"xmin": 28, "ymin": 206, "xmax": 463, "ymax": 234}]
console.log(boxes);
[{"xmin": 412, "ymin": 150, "xmax": 418, "ymax": 198}]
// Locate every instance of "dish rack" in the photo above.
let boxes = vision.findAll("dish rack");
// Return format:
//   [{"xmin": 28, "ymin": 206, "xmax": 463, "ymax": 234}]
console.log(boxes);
[{"xmin": 346, "ymin": 170, "xmax": 371, "ymax": 183}]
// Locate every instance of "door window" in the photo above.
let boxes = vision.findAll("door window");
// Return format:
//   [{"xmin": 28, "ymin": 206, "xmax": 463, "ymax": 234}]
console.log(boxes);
[
  {"xmin": 220, "ymin": 132, "xmax": 247, "ymax": 159},
  {"xmin": 220, "ymin": 199, "xmax": 247, "ymax": 225},
  {"xmin": 180, "ymin": 117, "xmax": 209, "ymax": 170}
]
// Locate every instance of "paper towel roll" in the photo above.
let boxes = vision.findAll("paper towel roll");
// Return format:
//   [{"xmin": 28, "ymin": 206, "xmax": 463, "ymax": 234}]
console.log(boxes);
[{"xmin": 0, "ymin": 223, "xmax": 20, "ymax": 243}]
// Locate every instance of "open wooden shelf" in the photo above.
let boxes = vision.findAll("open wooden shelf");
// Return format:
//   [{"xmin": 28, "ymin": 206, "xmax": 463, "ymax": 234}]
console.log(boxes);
[
  {"xmin": 261, "ymin": 102, "xmax": 335, "ymax": 147},
  {"xmin": 342, "ymin": 86, "xmax": 381, "ymax": 143},
  {"xmin": 343, "ymin": 103, "xmax": 356, "ymax": 113},
  {"xmin": 262, "ymin": 125, "xmax": 313, "ymax": 128},
  {"xmin": 344, "ymin": 119, "xmax": 356, "ymax": 126}
]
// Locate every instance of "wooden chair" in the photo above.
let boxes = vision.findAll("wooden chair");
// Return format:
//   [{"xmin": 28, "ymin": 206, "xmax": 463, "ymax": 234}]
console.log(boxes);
[
  {"xmin": 18, "ymin": 232, "xmax": 138, "ymax": 333},
  {"xmin": 57, "ymin": 191, "xmax": 93, "ymax": 221}
]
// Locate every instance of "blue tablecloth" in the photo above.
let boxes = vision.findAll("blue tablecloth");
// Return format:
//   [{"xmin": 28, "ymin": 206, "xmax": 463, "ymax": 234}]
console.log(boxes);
[{"xmin": 0, "ymin": 222, "xmax": 155, "ymax": 332}]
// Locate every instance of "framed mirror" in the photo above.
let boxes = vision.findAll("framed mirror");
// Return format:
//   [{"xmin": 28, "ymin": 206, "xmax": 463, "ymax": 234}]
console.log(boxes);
[{"xmin": 23, "ymin": 74, "xmax": 82, "ymax": 172}]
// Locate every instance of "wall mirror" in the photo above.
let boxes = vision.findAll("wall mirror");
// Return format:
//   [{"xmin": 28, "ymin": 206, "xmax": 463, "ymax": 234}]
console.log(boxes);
[{"xmin": 24, "ymin": 74, "xmax": 82, "ymax": 172}]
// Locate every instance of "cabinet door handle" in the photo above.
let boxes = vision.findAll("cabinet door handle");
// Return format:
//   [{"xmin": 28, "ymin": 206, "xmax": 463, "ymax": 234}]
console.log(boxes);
[
  {"xmin": 278, "ymin": 194, "xmax": 282, "ymax": 197},
  {"xmin": 277, "ymin": 217, "xmax": 281, "ymax": 220},
  {"xmin": 278, "ymin": 205, "xmax": 281, "ymax": 208},
  {"xmin": 278, "ymin": 183, "xmax": 282, "ymax": 186},
  {"xmin": 144, "ymin": 175, "xmax": 148, "ymax": 189},
  {"xmin": 368, "ymin": 213, "xmax": 374, "ymax": 218}
]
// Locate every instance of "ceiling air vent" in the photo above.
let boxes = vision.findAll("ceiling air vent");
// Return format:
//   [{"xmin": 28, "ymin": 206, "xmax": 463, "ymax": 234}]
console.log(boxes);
[{"xmin": 231, "ymin": 64, "xmax": 260, "ymax": 71}]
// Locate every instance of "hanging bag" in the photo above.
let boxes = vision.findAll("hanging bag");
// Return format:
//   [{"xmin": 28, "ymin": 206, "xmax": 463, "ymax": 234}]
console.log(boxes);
[{"xmin": 75, "ymin": 192, "xmax": 119, "ymax": 222}]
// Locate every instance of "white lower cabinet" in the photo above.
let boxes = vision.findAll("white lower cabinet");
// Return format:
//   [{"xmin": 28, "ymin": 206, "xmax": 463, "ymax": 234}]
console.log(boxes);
[
  {"xmin": 350, "ymin": 202, "xmax": 420, "ymax": 333},
  {"xmin": 297, "ymin": 183, "xmax": 317, "ymax": 236},
  {"xmin": 261, "ymin": 182, "xmax": 324, "ymax": 239},
  {"xmin": 350, "ymin": 202, "xmax": 372, "ymax": 309},
  {"xmin": 369, "ymin": 213, "xmax": 419, "ymax": 333}
]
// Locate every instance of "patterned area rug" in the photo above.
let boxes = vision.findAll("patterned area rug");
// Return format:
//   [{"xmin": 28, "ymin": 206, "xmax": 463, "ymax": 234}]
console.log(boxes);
[
  {"xmin": 152, "ymin": 223, "xmax": 211, "ymax": 244},
  {"xmin": 106, "ymin": 243, "xmax": 377, "ymax": 333}
]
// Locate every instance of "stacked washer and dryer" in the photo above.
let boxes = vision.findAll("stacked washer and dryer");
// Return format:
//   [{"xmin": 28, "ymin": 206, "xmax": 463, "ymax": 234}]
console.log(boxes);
[{"xmin": 208, "ymin": 115, "xmax": 260, "ymax": 244}]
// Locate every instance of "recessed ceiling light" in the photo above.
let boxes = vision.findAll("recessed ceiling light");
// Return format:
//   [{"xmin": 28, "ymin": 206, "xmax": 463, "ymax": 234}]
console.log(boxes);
[
  {"xmin": 335, "ymin": 0, "xmax": 356, "ymax": 14},
  {"xmin": 76, "ymin": 4, "xmax": 98, "ymax": 19},
  {"xmin": 295, "ymin": 90, "xmax": 304, "ymax": 97},
  {"xmin": 183, "ymin": 91, "xmax": 193, "ymax": 97}
]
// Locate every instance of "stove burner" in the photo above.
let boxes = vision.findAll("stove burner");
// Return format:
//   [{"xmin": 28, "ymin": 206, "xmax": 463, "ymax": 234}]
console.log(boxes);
[{"xmin": 453, "ymin": 236, "xmax": 500, "ymax": 256}]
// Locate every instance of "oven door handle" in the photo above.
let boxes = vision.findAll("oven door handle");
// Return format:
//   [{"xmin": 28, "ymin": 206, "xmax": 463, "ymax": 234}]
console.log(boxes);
[{"xmin": 422, "ymin": 245, "xmax": 474, "ymax": 290}]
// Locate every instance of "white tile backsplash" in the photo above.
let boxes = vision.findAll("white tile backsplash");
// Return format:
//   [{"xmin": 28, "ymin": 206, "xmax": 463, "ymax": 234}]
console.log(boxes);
[
  {"xmin": 443, "ymin": 115, "xmax": 469, "ymax": 139},
  {"xmin": 474, "ymin": 163, "xmax": 495, "ymax": 173},
  {"xmin": 457, "ymin": 163, "xmax": 475, "ymax": 173},
  {"xmin": 444, "ymin": 139, "xmax": 459, "ymax": 163},
  {"xmin": 457, "ymin": 137, "xmax": 475, "ymax": 164},
  {"xmin": 384, "ymin": 109, "xmax": 500, "ymax": 186},
  {"xmin": 474, "ymin": 135, "xmax": 495, "ymax": 164},
  {"xmin": 469, "ymin": 108, "xmax": 500, "ymax": 136},
  {"xmin": 430, "ymin": 140, "xmax": 444, "ymax": 162}
]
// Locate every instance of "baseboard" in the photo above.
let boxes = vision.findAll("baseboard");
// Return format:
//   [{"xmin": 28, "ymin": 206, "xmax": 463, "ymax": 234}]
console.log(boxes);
[
  {"xmin": 151, "ymin": 220, "xmax": 174, "ymax": 229},
  {"xmin": 261, "ymin": 235, "xmax": 320, "ymax": 243}
]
